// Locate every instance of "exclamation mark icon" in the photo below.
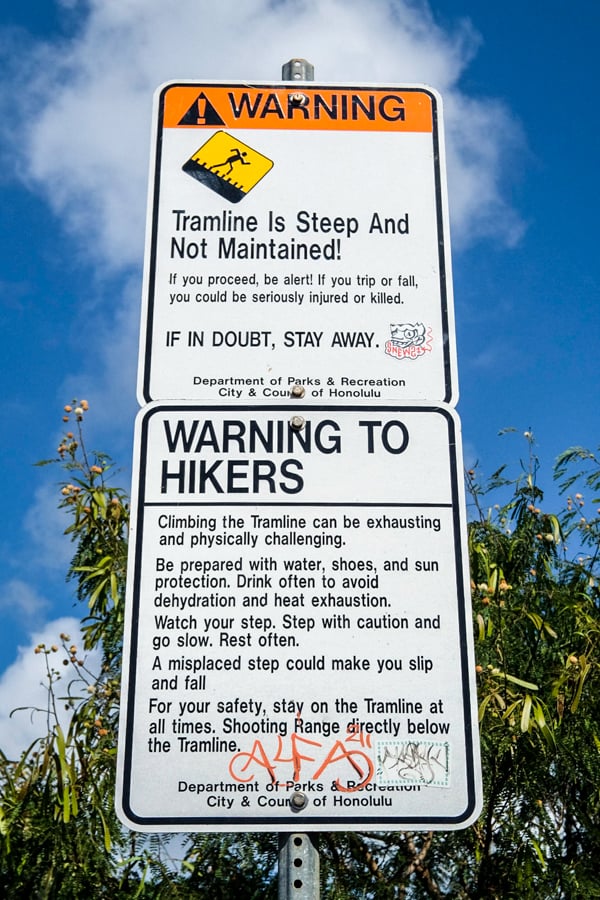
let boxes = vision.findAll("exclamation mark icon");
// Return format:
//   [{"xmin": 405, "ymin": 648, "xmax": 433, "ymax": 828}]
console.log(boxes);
[{"xmin": 177, "ymin": 92, "xmax": 226, "ymax": 127}]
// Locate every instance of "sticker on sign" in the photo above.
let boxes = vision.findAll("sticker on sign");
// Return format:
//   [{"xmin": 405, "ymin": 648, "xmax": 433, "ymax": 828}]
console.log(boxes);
[
  {"xmin": 116, "ymin": 403, "xmax": 481, "ymax": 831},
  {"xmin": 138, "ymin": 81, "xmax": 458, "ymax": 405}
]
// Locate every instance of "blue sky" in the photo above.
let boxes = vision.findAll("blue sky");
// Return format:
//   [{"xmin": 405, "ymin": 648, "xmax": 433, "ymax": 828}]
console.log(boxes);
[{"xmin": 0, "ymin": 0, "xmax": 598, "ymax": 756}]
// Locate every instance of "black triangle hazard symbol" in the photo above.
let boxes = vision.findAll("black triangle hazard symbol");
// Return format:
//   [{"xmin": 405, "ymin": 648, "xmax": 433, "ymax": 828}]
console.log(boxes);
[{"xmin": 178, "ymin": 93, "xmax": 225, "ymax": 126}]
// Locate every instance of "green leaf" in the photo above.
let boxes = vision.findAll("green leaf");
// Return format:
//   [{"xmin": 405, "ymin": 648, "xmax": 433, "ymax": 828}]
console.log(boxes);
[
  {"xmin": 520, "ymin": 694, "xmax": 532, "ymax": 732},
  {"xmin": 503, "ymin": 672, "xmax": 539, "ymax": 691},
  {"xmin": 532, "ymin": 699, "xmax": 556, "ymax": 749},
  {"xmin": 478, "ymin": 693, "xmax": 493, "ymax": 722},
  {"xmin": 97, "ymin": 805, "xmax": 112, "ymax": 853},
  {"xmin": 110, "ymin": 571, "xmax": 119, "ymax": 604},
  {"xmin": 530, "ymin": 838, "xmax": 548, "ymax": 869},
  {"xmin": 93, "ymin": 490, "xmax": 107, "ymax": 509},
  {"xmin": 526, "ymin": 611, "xmax": 543, "ymax": 631},
  {"xmin": 570, "ymin": 657, "xmax": 591, "ymax": 713},
  {"xmin": 476, "ymin": 613, "xmax": 486, "ymax": 642}
]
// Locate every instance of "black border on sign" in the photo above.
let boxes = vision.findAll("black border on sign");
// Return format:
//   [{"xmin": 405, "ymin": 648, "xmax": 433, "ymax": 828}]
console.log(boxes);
[
  {"xmin": 119, "ymin": 404, "xmax": 480, "ymax": 831},
  {"xmin": 139, "ymin": 83, "xmax": 454, "ymax": 406}
]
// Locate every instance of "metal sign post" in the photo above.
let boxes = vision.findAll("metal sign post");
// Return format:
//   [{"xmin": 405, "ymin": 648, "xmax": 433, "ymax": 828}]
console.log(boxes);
[
  {"xmin": 277, "ymin": 56, "xmax": 320, "ymax": 900},
  {"xmin": 278, "ymin": 59, "xmax": 320, "ymax": 900},
  {"xmin": 278, "ymin": 833, "xmax": 320, "ymax": 899}
]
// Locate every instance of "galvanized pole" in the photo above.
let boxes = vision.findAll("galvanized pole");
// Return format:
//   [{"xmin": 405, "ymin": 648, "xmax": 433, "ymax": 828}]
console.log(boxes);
[
  {"xmin": 276, "ymin": 61, "xmax": 319, "ymax": 900},
  {"xmin": 278, "ymin": 832, "xmax": 320, "ymax": 899},
  {"xmin": 282, "ymin": 58, "xmax": 315, "ymax": 82}
]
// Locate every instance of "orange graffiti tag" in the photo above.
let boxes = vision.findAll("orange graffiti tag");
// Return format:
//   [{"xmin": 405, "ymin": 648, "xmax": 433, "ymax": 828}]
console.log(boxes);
[{"xmin": 228, "ymin": 727, "xmax": 374, "ymax": 793}]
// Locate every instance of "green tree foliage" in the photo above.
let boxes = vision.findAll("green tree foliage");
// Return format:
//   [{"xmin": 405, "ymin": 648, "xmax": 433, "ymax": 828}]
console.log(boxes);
[{"xmin": 0, "ymin": 410, "xmax": 599, "ymax": 898}]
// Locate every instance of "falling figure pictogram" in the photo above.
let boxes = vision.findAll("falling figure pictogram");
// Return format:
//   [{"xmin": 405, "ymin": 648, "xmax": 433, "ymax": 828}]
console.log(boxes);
[{"xmin": 210, "ymin": 148, "xmax": 251, "ymax": 177}]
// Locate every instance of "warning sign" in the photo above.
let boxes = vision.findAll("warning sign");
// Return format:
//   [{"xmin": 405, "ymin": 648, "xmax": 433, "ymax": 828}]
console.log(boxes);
[
  {"xmin": 116, "ymin": 403, "xmax": 482, "ymax": 832},
  {"xmin": 183, "ymin": 131, "xmax": 273, "ymax": 203},
  {"xmin": 138, "ymin": 80, "xmax": 458, "ymax": 406}
]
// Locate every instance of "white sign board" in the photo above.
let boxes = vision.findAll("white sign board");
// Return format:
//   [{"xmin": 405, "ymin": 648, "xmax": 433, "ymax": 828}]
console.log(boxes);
[
  {"xmin": 116, "ymin": 404, "xmax": 481, "ymax": 831},
  {"xmin": 138, "ymin": 82, "xmax": 458, "ymax": 405}
]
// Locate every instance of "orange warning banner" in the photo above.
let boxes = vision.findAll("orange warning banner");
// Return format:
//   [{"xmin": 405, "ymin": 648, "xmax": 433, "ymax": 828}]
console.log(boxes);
[{"xmin": 161, "ymin": 84, "xmax": 434, "ymax": 132}]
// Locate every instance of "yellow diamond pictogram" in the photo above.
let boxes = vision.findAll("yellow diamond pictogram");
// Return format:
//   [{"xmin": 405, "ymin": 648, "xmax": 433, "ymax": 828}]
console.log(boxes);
[{"xmin": 182, "ymin": 131, "xmax": 273, "ymax": 203}]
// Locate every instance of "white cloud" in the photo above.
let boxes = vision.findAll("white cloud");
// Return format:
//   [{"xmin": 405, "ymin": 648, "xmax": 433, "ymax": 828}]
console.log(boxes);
[
  {"xmin": 0, "ymin": 578, "xmax": 48, "ymax": 619},
  {"xmin": 0, "ymin": 617, "xmax": 101, "ymax": 760},
  {"xmin": 1, "ymin": 0, "xmax": 524, "ymax": 270},
  {"xmin": 58, "ymin": 272, "xmax": 141, "ymax": 442},
  {"xmin": 23, "ymin": 481, "xmax": 74, "ymax": 575},
  {"xmin": 444, "ymin": 92, "xmax": 526, "ymax": 248}
]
